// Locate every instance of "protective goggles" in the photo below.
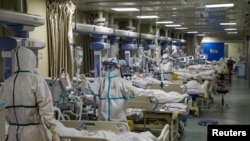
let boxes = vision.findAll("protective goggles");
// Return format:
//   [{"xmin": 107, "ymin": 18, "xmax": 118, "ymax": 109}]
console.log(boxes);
[{"xmin": 102, "ymin": 62, "xmax": 118, "ymax": 72}]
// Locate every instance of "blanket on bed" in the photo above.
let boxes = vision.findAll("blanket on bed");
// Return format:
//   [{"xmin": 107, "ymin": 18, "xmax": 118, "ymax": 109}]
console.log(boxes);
[
  {"xmin": 135, "ymin": 88, "xmax": 188, "ymax": 104},
  {"xmin": 57, "ymin": 122, "xmax": 157, "ymax": 141}
]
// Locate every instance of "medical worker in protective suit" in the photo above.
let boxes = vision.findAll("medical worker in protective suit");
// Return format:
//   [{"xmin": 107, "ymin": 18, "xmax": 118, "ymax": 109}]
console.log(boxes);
[
  {"xmin": 0, "ymin": 47, "xmax": 60, "ymax": 141},
  {"xmin": 159, "ymin": 54, "xmax": 173, "ymax": 81},
  {"xmin": 80, "ymin": 57, "xmax": 136, "ymax": 122}
]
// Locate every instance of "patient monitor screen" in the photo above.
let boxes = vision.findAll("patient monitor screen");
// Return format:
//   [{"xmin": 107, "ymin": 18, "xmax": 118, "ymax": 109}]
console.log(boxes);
[
  {"xmin": 120, "ymin": 65, "xmax": 131, "ymax": 77},
  {"xmin": 189, "ymin": 56, "xmax": 194, "ymax": 60},
  {"xmin": 200, "ymin": 55, "xmax": 206, "ymax": 59},
  {"xmin": 180, "ymin": 57, "xmax": 186, "ymax": 62}
]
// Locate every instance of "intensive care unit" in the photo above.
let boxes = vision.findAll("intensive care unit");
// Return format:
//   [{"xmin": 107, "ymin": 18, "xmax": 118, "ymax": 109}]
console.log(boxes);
[{"xmin": 1, "ymin": 0, "xmax": 250, "ymax": 141}]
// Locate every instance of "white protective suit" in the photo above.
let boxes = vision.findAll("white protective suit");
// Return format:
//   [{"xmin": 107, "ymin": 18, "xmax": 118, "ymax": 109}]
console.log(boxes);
[
  {"xmin": 159, "ymin": 54, "xmax": 173, "ymax": 81},
  {"xmin": 84, "ymin": 57, "xmax": 136, "ymax": 122},
  {"xmin": 0, "ymin": 47, "xmax": 58, "ymax": 141},
  {"xmin": 217, "ymin": 58, "xmax": 229, "ymax": 74}
]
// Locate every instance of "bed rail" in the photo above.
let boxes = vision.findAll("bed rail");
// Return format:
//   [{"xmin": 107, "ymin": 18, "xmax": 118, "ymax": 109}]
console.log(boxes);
[{"xmin": 127, "ymin": 95, "xmax": 158, "ymax": 111}]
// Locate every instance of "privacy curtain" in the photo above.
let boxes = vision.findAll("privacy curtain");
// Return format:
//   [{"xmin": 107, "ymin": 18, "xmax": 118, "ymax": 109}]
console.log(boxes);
[
  {"xmin": 185, "ymin": 34, "xmax": 196, "ymax": 56},
  {"xmin": 46, "ymin": 0, "xmax": 75, "ymax": 78}
]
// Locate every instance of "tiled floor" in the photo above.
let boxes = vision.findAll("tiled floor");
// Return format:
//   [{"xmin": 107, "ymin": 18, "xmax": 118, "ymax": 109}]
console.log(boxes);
[{"xmin": 180, "ymin": 75, "xmax": 250, "ymax": 141}]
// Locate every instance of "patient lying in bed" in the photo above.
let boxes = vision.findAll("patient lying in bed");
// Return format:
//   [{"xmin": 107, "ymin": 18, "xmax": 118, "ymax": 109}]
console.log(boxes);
[
  {"xmin": 55, "ymin": 121, "xmax": 157, "ymax": 141},
  {"xmin": 5, "ymin": 120, "xmax": 158, "ymax": 141},
  {"xmin": 131, "ymin": 76, "xmax": 171, "ymax": 89},
  {"xmin": 135, "ymin": 87, "xmax": 188, "ymax": 104},
  {"xmin": 132, "ymin": 88, "xmax": 189, "ymax": 113},
  {"xmin": 185, "ymin": 80, "xmax": 207, "ymax": 95}
]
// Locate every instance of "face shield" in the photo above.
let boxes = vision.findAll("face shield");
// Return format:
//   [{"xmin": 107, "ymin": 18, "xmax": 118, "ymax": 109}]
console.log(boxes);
[
  {"xmin": 161, "ymin": 54, "xmax": 169, "ymax": 64},
  {"xmin": 103, "ymin": 62, "xmax": 118, "ymax": 72},
  {"xmin": 102, "ymin": 58, "xmax": 120, "ymax": 77}
]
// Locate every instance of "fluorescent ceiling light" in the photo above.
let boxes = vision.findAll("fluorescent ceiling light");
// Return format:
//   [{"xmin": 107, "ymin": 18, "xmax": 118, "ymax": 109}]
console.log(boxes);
[
  {"xmin": 197, "ymin": 34, "xmax": 206, "ymax": 36},
  {"xmin": 165, "ymin": 24, "xmax": 181, "ymax": 27},
  {"xmin": 224, "ymin": 28, "xmax": 237, "ymax": 31},
  {"xmin": 136, "ymin": 15, "xmax": 159, "ymax": 19},
  {"xmin": 175, "ymin": 27, "xmax": 188, "ymax": 30},
  {"xmin": 111, "ymin": 8, "xmax": 139, "ymax": 11},
  {"xmin": 187, "ymin": 31, "xmax": 198, "ymax": 34},
  {"xmin": 227, "ymin": 32, "xmax": 238, "ymax": 34},
  {"xmin": 220, "ymin": 22, "xmax": 236, "ymax": 25},
  {"xmin": 156, "ymin": 21, "xmax": 173, "ymax": 24},
  {"xmin": 205, "ymin": 3, "xmax": 234, "ymax": 8}
]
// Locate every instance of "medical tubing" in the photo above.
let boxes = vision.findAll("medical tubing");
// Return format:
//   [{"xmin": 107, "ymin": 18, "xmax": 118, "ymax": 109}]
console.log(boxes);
[
  {"xmin": 53, "ymin": 107, "xmax": 65, "ymax": 120},
  {"xmin": 75, "ymin": 121, "xmax": 87, "ymax": 130},
  {"xmin": 73, "ymin": 95, "xmax": 83, "ymax": 120},
  {"xmin": 62, "ymin": 94, "xmax": 84, "ymax": 120}
]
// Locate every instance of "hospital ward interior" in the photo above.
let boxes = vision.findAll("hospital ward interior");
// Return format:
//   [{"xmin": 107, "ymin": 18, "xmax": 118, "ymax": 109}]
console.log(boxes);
[{"xmin": 0, "ymin": 0, "xmax": 250, "ymax": 141}]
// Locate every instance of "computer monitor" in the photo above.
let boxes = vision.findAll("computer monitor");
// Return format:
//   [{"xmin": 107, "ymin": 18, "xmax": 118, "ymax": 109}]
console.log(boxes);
[
  {"xmin": 180, "ymin": 57, "xmax": 186, "ymax": 62},
  {"xmin": 188, "ymin": 56, "xmax": 194, "ymax": 60},
  {"xmin": 200, "ymin": 55, "xmax": 206, "ymax": 59},
  {"xmin": 120, "ymin": 65, "xmax": 131, "ymax": 78}
]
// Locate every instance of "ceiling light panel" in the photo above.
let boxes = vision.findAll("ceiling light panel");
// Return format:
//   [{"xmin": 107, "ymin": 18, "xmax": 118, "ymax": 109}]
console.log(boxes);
[
  {"xmin": 227, "ymin": 32, "xmax": 238, "ymax": 34},
  {"xmin": 136, "ymin": 15, "xmax": 159, "ymax": 19},
  {"xmin": 224, "ymin": 28, "xmax": 237, "ymax": 30},
  {"xmin": 111, "ymin": 8, "xmax": 139, "ymax": 11},
  {"xmin": 197, "ymin": 33, "xmax": 206, "ymax": 36},
  {"xmin": 156, "ymin": 21, "xmax": 173, "ymax": 24},
  {"xmin": 187, "ymin": 31, "xmax": 198, "ymax": 33},
  {"xmin": 205, "ymin": 3, "xmax": 234, "ymax": 8},
  {"xmin": 165, "ymin": 24, "xmax": 181, "ymax": 27},
  {"xmin": 220, "ymin": 22, "xmax": 237, "ymax": 25},
  {"xmin": 175, "ymin": 27, "xmax": 188, "ymax": 29}
]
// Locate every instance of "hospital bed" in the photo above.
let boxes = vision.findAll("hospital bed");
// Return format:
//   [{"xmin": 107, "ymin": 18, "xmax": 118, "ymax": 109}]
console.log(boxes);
[
  {"xmin": 81, "ymin": 78, "xmax": 187, "ymax": 141},
  {"xmin": 149, "ymin": 82, "xmax": 200, "ymax": 116},
  {"xmin": 127, "ymin": 94, "xmax": 187, "ymax": 141},
  {"xmin": 137, "ymin": 80, "xmax": 211, "ymax": 117},
  {"xmin": 131, "ymin": 76, "xmax": 172, "ymax": 89},
  {"xmin": 172, "ymin": 69, "xmax": 216, "ymax": 101},
  {"xmin": 173, "ymin": 69, "xmax": 216, "ymax": 81},
  {"xmin": 59, "ymin": 120, "xmax": 170, "ymax": 141},
  {"xmin": 185, "ymin": 80, "xmax": 211, "ymax": 116},
  {"xmin": 148, "ymin": 83, "xmax": 187, "ymax": 94}
]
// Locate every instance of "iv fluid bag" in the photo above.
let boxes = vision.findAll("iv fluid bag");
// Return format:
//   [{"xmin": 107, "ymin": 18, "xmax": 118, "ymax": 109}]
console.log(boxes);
[
  {"xmin": 138, "ymin": 46, "xmax": 144, "ymax": 58},
  {"xmin": 75, "ymin": 46, "xmax": 83, "ymax": 65}
]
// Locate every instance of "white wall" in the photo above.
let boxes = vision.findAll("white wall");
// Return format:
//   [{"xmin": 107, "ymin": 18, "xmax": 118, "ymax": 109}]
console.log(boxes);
[
  {"xmin": 227, "ymin": 43, "xmax": 245, "ymax": 60},
  {"xmin": 27, "ymin": 0, "xmax": 48, "ymax": 77}
]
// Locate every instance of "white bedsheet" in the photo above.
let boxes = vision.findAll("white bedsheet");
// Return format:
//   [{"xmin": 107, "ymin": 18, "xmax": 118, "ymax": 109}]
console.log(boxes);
[
  {"xmin": 57, "ymin": 122, "xmax": 157, "ymax": 141},
  {"xmin": 173, "ymin": 69, "xmax": 215, "ymax": 81},
  {"xmin": 131, "ymin": 76, "xmax": 171, "ymax": 88},
  {"xmin": 159, "ymin": 103, "xmax": 188, "ymax": 113},
  {"xmin": 185, "ymin": 80, "xmax": 206, "ymax": 95},
  {"xmin": 135, "ymin": 88, "xmax": 188, "ymax": 104},
  {"xmin": 187, "ymin": 64, "xmax": 214, "ymax": 70}
]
